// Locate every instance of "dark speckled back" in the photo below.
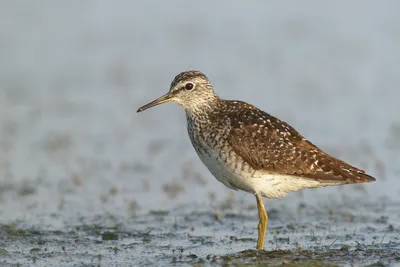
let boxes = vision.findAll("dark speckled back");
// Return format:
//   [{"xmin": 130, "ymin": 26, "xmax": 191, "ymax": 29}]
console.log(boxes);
[{"xmin": 223, "ymin": 100, "xmax": 375, "ymax": 183}]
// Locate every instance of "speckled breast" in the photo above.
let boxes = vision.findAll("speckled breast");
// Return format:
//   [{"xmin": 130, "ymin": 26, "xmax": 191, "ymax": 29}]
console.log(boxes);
[{"xmin": 185, "ymin": 112, "xmax": 261, "ymax": 192}]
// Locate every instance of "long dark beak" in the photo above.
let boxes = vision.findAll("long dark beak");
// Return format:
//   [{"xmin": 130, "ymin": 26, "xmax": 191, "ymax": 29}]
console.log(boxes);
[{"xmin": 137, "ymin": 92, "xmax": 172, "ymax": 113}]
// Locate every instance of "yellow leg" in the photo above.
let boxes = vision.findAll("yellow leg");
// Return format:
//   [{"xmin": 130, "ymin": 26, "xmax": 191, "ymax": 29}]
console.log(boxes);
[{"xmin": 256, "ymin": 194, "xmax": 268, "ymax": 250}]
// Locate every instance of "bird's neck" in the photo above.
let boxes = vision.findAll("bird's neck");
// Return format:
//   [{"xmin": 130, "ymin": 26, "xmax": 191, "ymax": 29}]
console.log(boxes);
[{"xmin": 185, "ymin": 96, "xmax": 224, "ymax": 122}]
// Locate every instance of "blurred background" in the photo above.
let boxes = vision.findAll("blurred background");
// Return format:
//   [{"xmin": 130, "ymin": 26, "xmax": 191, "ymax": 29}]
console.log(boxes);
[{"xmin": 0, "ymin": 1, "xmax": 399, "ymax": 265}]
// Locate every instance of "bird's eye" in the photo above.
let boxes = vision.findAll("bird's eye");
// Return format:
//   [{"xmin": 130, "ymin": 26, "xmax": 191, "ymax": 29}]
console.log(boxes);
[{"xmin": 185, "ymin": 83, "xmax": 194, "ymax": 90}]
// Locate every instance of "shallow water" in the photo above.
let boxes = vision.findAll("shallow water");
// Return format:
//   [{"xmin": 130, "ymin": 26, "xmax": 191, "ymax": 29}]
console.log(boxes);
[{"xmin": 1, "ymin": 1, "xmax": 400, "ymax": 266}]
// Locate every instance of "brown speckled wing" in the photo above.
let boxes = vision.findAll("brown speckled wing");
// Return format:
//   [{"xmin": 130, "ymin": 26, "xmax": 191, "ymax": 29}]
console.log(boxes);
[{"xmin": 227, "ymin": 102, "xmax": 375, "ymax": 183}]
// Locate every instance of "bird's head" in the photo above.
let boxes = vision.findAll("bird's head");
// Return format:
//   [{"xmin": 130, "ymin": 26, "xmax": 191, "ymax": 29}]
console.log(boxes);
[{"xmin": 137, "ymin": 70, "xmax": 218, "ymax": 113}]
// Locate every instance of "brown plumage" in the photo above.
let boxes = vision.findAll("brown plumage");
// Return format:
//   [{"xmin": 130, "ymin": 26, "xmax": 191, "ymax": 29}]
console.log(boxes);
[
  {"xmin": 226, "ymin": 101, "xmax": 375, "ymax": 184},
  {"xmin": 137, "ymin": 70, "xmax": 376, "ymax": 250}
]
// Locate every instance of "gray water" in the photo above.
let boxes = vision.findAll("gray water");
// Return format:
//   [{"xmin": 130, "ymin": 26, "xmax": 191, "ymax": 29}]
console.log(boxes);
[{"xmin": 1, "ymin": 1, "xmax": 400, "ymax": 266}]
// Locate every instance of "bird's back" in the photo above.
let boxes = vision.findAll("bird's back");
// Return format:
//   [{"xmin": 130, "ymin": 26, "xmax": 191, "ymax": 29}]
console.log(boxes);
[{"xmin": 185, "ymin": 99, "xmax": 375, "ymax": 198}]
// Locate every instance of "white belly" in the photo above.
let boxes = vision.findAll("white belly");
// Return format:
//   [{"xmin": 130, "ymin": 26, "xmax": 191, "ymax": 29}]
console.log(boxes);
[
  {"xmin": 195, "ymin": 143, "xmax": 343, "ymax": 199},
  {"xmin": 196, "ymin": 147, "xmax": 248, "ymax": 191}
]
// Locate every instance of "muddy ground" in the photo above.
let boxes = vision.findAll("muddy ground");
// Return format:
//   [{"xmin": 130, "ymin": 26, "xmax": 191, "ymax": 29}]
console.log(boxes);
[
  {"xmin": 1, "ymin": 1, "xmax": 400, "ymax": 266},
  {"xmin": 0, "ymin": 192, "xmax": 399, "ymax": 266}
]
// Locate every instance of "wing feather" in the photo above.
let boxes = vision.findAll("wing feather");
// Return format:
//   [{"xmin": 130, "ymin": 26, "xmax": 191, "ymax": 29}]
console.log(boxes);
[{"xmin": 226, "ymin": 102, "xmax": 375, "ymax": 183}]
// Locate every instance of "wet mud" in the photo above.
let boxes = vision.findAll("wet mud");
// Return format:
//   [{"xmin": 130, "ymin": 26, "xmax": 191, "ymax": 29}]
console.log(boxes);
[{"xmin": 0, "ymin": 197, "xmax": 399, "ymax": 266}]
